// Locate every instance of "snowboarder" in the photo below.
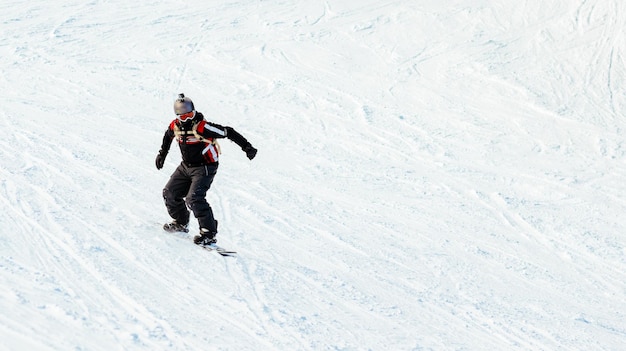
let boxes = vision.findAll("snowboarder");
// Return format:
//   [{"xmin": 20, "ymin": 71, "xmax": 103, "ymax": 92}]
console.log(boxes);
[{"xmin": 155, "ymin": 93, "xmax": 257, "ymax": 245}]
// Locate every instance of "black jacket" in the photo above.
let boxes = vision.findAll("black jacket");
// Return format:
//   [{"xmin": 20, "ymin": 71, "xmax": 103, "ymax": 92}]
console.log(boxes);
[{"xmin": 159, "ymin": 112, "xmax": 252, "ymax": 165}]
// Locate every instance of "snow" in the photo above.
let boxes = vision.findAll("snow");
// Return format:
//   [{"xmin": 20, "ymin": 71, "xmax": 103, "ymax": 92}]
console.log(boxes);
[{"xmin": 1, "ymin": 0, "xmax": 626, "ymax": 350}]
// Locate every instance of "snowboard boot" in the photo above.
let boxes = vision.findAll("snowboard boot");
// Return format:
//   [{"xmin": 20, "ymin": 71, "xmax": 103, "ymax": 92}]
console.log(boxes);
[
  {"xmin": 194, "ymin": 228, "xmax": 217, "ymax": 246},
  {"xmin": 163, "ymin": 220, "xmax": 189, "ymax": 233}
]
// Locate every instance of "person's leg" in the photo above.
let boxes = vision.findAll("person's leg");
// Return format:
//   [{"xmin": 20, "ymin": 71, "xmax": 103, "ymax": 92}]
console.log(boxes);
[
  {"xmin": 163, "ymin": 164, "xmax": 191, "ymax": 225},
  {"xmin": 186, "ymin": 164, "xmax": 218, "ymax": 233}
]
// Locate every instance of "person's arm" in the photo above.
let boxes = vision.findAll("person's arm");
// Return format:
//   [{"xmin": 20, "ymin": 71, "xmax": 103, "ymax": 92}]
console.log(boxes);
[
  {"xmin": 201, "ymin": 122, "xmax": 257, "ymax": 160},
  {"xmin": 155, "ymin": 126, "xmax": 175, "ymax": 169}
]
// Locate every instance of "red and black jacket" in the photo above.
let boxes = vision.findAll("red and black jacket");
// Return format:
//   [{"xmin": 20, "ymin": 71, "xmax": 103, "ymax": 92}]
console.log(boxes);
[{"xmin": 159, "ymin": 112, "xmax": 252, "ymax": 166}]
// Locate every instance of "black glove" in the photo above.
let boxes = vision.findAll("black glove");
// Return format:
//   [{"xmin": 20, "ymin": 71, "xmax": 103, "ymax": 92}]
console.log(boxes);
[
  {"xmin": 155, "ymin": 150, "xmax": 167, "ymax": 170},
  {"xmin": 243, "ymin": 145, "xmax": 257, "ymax": 160}
]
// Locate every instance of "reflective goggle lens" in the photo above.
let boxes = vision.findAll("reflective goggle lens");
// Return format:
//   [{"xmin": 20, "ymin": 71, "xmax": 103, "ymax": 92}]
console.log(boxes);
[{"xmin": 177, "ymin": 111, "xmax": 195, "ymax": 122}]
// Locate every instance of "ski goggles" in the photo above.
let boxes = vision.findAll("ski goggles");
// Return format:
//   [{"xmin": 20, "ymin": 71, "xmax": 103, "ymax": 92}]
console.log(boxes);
[{"xmin": 177, "ymin": 111, "xmax": 195, "ymax": 122}]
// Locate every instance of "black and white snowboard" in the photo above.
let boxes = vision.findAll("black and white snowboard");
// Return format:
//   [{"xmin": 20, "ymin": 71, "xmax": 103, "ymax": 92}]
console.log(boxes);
[
  {"xmin": 199, "ymin": 243, "xmax": 237, "ymax": 257},
  {"xmin": 162, "ymin": 224, "xmax": 237, "ymax": 257}
]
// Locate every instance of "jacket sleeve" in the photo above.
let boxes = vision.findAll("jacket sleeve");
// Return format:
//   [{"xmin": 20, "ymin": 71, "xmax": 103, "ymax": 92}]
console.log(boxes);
[
  {"xmin": 159, "ymin": 127, "xmax": 175, "ymax": 154},
  {"xmin": 202, "ymin": 122, "xmax": 252, "ymax": 150},
  {"xmin": 224, "ymin": 126, "xmax": 252, "ymax": 149}
]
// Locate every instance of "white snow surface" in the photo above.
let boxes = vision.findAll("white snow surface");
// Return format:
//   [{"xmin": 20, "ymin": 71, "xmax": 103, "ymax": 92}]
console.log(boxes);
[{"xmin": 1, "ymin": 1, "xmax": 626, "ymax": 350}]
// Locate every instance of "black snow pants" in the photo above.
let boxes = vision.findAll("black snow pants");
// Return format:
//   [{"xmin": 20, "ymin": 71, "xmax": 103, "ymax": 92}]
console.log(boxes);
[{"xmin": 162, "ymin": 163, "xmax": 218, "ymax": 233}]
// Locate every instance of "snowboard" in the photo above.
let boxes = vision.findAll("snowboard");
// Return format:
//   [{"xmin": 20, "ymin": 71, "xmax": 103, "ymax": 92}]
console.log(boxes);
[
  {"xmin": 162, "ymin": 224, "xmax": 237, "ymax": 257},
  {"xmin": 199, "ymin": 243, "xmax": 237, "ymax": 257}
]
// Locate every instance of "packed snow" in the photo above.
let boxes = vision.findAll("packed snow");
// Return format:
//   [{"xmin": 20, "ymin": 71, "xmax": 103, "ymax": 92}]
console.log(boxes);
[{"xmin": 1, "ymin": 0, "xmax": 625, "ymax": 350}]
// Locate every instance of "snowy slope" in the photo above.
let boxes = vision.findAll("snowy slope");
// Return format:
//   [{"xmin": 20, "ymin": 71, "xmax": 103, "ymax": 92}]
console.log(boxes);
[{"xmin": 1, "ymin": 0, "xmax": 626, "ymax": 350}]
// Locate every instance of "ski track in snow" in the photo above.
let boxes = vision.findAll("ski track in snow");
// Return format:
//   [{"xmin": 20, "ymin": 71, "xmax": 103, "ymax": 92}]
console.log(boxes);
[{"xmin": 1, "ymin": 0, "xmax": 626, "ymax": 350}]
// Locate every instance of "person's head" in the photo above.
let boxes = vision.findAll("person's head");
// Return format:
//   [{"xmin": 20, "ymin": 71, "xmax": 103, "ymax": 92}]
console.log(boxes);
[{"xmin": 174, "ymin": 93, "xmax": 195, "ymax": 122}]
